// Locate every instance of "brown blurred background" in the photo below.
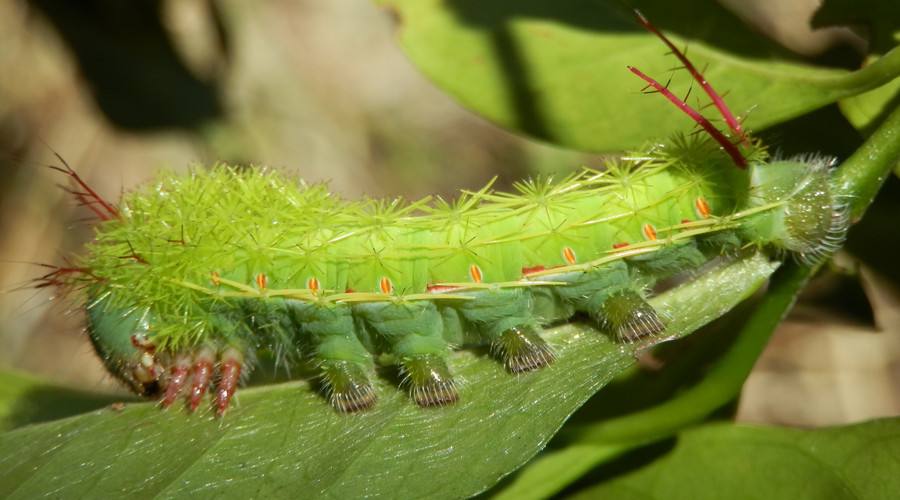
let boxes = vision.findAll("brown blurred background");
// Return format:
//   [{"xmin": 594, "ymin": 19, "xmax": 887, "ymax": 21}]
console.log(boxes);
[{"xmin": 0, "ymin": 0, "xmax": 896, "ymax": 427}]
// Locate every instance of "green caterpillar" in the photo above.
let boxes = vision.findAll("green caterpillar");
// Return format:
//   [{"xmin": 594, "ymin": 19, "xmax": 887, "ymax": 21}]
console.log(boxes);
[{"xmin": 47, "ymin": 14, "xmax": 848, "ymax": 415}]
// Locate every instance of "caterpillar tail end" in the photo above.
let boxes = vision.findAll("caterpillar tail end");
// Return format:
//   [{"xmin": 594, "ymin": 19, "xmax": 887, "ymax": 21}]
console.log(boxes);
[
  {"xmin": 494, "ymin": 325, "xmax": 555, "ymax": 373},
  {"xmin": 321, "ymin": 360, "xmax": 377, "ymax": 413},
  {"xmin": 599, "ymin": 290, "xmax": 666, "ymax": 343},
  {"xmin": 402, "ymin": 355, "xmax": 459, "ymax": 407},
  {"xmin": 745, "ymin": 157, "xmax": 851, "ymax": 266}
]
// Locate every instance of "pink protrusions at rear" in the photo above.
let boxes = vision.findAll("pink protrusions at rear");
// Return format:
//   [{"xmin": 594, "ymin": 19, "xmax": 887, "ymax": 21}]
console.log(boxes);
[
  {"xmin": 161, "ymin": 357, "xmax": 191, "ymax": 407},
  {"xmin": 634, "ymin": 10, "xmax": 744, "ymax": 140},
  {"xmin": 627, "ymin": 66, "xmax": 747, "ymax": 169},
  {"xmin": 188, "ymin": 348, "xmax": 216, "ymax": 412},
  {"xmin": 215, "ymin": 348, "xmax": 244, "ymax": 416}
]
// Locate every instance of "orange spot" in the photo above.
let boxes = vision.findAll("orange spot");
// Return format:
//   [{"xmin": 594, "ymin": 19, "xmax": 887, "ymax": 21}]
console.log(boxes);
[
  {"xmin": 642, "ymin": 223, "xmax": 657, "ymax": 241},
  {"xmin": 681, "ymin": 218, "xmax": 692, "ymax": 225},
  {"xmin": 345, "ymin": 287, "xmax": 355, "ymax": 293},
  {"xmin": 469, "ymin": 264, "xmax": 483, "ymax": 283},
  {"xmin": 613, "ymin": 242, "xmax": 629, "ymax": 249},
  {"xmin": 307, "ymin": 277, "xmax": 320, "ymax": 293},
  {"xmin": 379, "ymin": 276, "xmax": 393, "ymax": 294},
  {"xmin": 210, "ymin": 271, "xmax": 221, "ymax": 286},
  {"xmin": 694, "ymin": 197, "xmax": 711, "ymax": 219},
  {"xmin": 562, "ymin": 247, "xmax": 577, "ymax": 265},
  {"xmin": 522, "ymin": 265, "xmax": 546, "ymax": 276},
  {"xmin": 256, "ymin": 273, "xmax": 268, "ymax": 290}
]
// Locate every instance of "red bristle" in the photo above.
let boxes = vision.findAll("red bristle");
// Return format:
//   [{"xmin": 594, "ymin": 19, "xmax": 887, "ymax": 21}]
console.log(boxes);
[
  {"xmin": 48, "ymin": 153, "xmax": 119, "ymax": 220},
  {"xmin": 31, "ymin": 263, "xmax": 99, "ymax": 289},
  {"xmin": 627, "ymin": 65, "xmax": 747, "ymax": 169},
  {"xmin": 634, "ymin": 10, "xmax": 744, "ymax": 140}
]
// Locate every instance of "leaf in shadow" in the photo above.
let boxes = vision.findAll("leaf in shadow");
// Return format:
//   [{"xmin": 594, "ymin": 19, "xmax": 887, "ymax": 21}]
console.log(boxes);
[{"xmin": 0, "ymin": 371, "xmax": 128, "ymax": 432}]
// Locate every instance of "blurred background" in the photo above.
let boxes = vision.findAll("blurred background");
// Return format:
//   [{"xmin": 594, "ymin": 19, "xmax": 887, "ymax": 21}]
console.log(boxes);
[{"xmin": 0, "ymin": 0, "xmax": 897, "ymax": 428}]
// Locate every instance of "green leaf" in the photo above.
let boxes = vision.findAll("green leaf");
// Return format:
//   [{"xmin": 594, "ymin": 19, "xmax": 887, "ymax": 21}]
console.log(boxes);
[
  {"xmin": 568, "ymin": 418, "xmax": 900, "ymax": 500},
  {"xmin": 0, "ymin": 254, "xmax": 777, "ymax": 499},
  {"xmin": 0, "ymin": 370, "xmax": 124, "ymax": 432},
  {"xmin": 495, "ymin": 261, "xmax": 815, "ymax": 500},
  {"xmin": 839, "ymin": 55, "xmax": 900, "ymax": 134},
  {"xmin": 817, "ymin": 0, "xmax": 900, "ymax": 136},
  {"xmin": 380, "ymin": 0, "xmax": 900, "ymax": 151}
]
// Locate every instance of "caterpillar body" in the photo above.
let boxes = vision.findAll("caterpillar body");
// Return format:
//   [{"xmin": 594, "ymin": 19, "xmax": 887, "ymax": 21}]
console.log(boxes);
[{"xmin": 48, "ymin": 15, "xmax": 849, "ymax": 415}]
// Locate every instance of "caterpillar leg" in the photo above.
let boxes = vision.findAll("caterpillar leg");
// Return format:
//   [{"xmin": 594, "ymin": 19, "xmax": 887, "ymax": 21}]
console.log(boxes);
[
  {"xmin": 161, "ymin": 354, "xmax": 191, "ymax": 407},
  {"xmin": 493, "ymin": 325, "xmax": 555, "ymax": 373},
  {"xmin": 319, "ymin": 359, "xmax": 376, "ymax": 412},
  {"xmin": 289, "ymin": 302, "xmax": 376, "ymax": 413},
  {"xmin": 186, "ymin": 347, "xmax": 216, "ymax": 411},
  {"xmin": 597, "ymin": 290, "xmax": 665, "ymax": 343},
  {"xmin": 555, "ymin": 263, "xmax": 665, "ymax": 343},
  {"xmin": 158, "ymin": 345, "xmax": 245, "ymax": 415},
  {"xmin": 401, "ymin": 355, "xmax": 458, "ymax": 407},
  {"xmin": 450, "ymin": 288, "xmax": 555, "ymax": 373},
  {"xmin": 355, "ymin": 302, "xmax": 458, "ymax": 407},
  {"xmin": 126, "ymin": 333, "xmax": 163, "ymax": 397},
  {"xmin": 215, "ymin": 348, "xmax": 243, "ymax": 415}
]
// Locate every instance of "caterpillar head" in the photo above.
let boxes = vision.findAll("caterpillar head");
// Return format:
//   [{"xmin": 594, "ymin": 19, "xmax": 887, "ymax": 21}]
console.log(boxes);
[
  {"xmin": 743, "ymin": 157, "xmax": 849, "ymax": 265},
  {"xmin": 86, "ymin": 293, "xmax": 163, "ymax": 397},
  {"xmin": 625, "ymin": 12, "xmax": 849, "ymax": 267}
]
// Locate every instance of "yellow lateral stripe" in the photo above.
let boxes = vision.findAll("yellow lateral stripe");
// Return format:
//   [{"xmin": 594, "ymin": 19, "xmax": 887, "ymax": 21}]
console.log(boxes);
[{"xmin": 170, "ymin": 199, "xmax": 786, "ymax": 302}]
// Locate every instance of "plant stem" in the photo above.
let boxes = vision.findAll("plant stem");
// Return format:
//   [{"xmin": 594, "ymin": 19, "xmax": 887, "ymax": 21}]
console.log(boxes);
[
  {"xmin": 835, "ymin": 102, "xmax": 900, "ymax": 221},
  {"xmin": 835, "ymin": 46, "xmax": 900, "ymax": 97}
]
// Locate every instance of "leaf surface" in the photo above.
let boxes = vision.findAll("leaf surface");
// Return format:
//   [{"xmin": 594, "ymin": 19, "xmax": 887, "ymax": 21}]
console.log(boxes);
[
  {"xmin": 0, "ymin": 370, "xmax": 124, "ymax": 432},
  {"xmin": 0, "ymin": 255, "xmax": 776, "ymax": 499},
  {"xmin": 570, "ymin": 418, "xmax": 900, "ymax": 500}
]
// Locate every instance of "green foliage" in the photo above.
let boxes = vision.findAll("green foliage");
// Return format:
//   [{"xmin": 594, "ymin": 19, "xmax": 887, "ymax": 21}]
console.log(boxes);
[
  {"xmin": 0, "ymin": 255, "xmax": 776, "ymax": 498},
  {"xmin": 570, "ymin": 418, "xmax": 900, "ymax": 500},
  {"xmin": 0, "ymin": 371, "xmax": 125, "ymax": 432},
  {"xmin": 379, "ymin": 0, "xmax": 900, "ymax": 151}
]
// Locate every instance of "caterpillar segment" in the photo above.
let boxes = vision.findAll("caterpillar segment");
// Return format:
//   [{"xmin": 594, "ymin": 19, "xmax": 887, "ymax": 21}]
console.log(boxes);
[{"xmin": 57, "ymin": 14, "xmax": 850, "ymax": 415}]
